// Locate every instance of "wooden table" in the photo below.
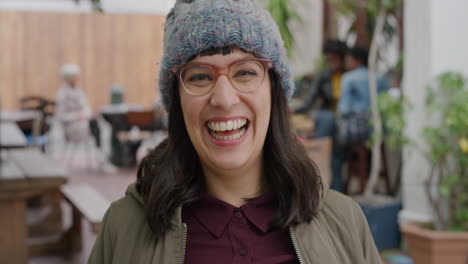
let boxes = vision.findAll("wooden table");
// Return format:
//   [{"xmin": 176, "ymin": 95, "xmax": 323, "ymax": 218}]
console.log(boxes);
[
  {"xmin": 292, "ymin": 114, "xmax": 315, "ymax": 138},
  {"xmin": 0, "ymin": 109, "xmax": 41, "ymax": 148},
  {"xmin": 0, "ymin": 149, "xmax": 67, "ymax": 263},
  {"xmin": 0, "ymin": 110, "xmax": 40, "ymax": 123},
  {"xmin": 0, "ymin": 122, "xmax": 27, "ymax": 148},
  {"xmin": 301, "ymin": 137, "xmax": 332, "ymax": 186}
]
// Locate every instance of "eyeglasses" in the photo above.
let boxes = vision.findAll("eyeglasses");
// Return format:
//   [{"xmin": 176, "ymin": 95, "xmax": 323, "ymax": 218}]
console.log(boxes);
[{"xmin": 172, "ymin": 58, "xmax": 273, "ymax": 96}]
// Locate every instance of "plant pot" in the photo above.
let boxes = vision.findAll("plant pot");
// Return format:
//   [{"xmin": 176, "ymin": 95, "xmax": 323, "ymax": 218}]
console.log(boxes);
[
  {"xmin": 356, "ymin": 196, "xmax": 402, "ymax": 250},
  {"xmin": 401, "ymin": 222, "xmax": 468, "ymax": 264}
]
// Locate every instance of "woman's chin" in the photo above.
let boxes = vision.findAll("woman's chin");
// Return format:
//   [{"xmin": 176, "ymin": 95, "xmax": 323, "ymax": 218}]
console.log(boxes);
[{"xmin": 204, "ymin": 153, "xmax": 250, "ymax": 172}]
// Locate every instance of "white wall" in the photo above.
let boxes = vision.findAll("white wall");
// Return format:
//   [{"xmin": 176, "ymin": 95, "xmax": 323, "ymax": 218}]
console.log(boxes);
[
  {"xmin": 400, "ymin": 0, "xmax": 468, "ymax": 223},
  {"xmin": 101, "ymin": 0, "xmax": 176, "ymax": 14},
  {"xmin": 0, "ymin": 0, "xmax": 93, "ymax": 12},
  {"xmin": 289, "ymin": 0, "xmax": 323, "ymax": 77},
  {"xmin": 0, "ymin": 0, "xmax": 176, "ymax": 14},
  {"xmin": 400, "ymin": 0, "xmax": 433, "ymax": 224},
  {"xmin": 431, "ymin": 0, "xmax": 468, "ymax": 76}
]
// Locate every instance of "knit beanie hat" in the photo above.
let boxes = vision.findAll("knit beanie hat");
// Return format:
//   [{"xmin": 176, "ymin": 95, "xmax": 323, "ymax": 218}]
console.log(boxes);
[{"xmin": 159, "ymin": 0, "xmax": 294, "ymax": 110}]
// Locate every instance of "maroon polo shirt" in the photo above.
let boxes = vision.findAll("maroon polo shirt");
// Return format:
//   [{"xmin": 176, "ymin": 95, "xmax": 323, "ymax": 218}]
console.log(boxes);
[{"xmin": 181, "ymin": 193, "xmax": 298, "ymax": 264}]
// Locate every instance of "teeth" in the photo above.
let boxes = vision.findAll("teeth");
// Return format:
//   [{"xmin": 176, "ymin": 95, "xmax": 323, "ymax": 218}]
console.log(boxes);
[
  {"xmin": 207, "ymin": 118, "xmax": 247, "ymax": 132},
  {"xmin": 210, "ymin": 128, "xmax": 246, "ymax": 140},
  {"xmin": 226, "ymin": 121, "xmax": 233, "ymax": 130}
]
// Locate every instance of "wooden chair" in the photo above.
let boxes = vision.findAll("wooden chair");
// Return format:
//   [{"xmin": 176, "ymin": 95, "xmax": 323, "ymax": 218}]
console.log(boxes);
[
  {"xmin": 115, "ymin": 111, "xmax": 155, "ymax": 166},
  {"xmin": 344, "ymin": 142, "xmax": 392, "ymax": 195},
  {"xmin": 127, "ymin": 110, "xmax": 156, "ymax": 130},
  {"xmin": 17, "ymin": 96, "xmax": 55, "ymax": 150},
  {"xmin": 344, "ymin": 142, "xmax": 370, "ymax": 194}
]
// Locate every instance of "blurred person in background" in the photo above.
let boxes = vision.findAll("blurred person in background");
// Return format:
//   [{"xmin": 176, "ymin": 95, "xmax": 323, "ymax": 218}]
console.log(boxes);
[
  {"xmin": 294, "ymin": 40, "xmax": 348, "ymax": 192},
  {"xmin": 55, "ymin": 64, "xmax": 92, "ymax": 144},
  {"xmin": 294, "ymin": 39, "xmax": 347, "ymax": 137},
  {"xmin": 55, "ymin": 64, "xmax": 114, "ymax": 172},
  {"xmin": 338, "ymin": 46, "xmax": 389, "ymax": 118},
  {"xmin": 336, "ymin": 46, "xmax": 390, "ymax": 145},
  {"xmin": 89, "ymin": 0, "xmax": 381, "ymax": 263}
]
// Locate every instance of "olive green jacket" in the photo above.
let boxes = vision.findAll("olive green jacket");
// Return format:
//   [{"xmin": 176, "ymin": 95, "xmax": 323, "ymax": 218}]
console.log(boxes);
[{"xmin": 88, "ymin": 183, "xmax": 382, "ymax": 264}]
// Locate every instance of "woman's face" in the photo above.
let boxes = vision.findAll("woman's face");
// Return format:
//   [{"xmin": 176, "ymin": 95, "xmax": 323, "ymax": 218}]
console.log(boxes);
[
  {"xmin": 178, "ymin": 49, "xmax": 271, "ymax": 174},
  {"xmin": 65, "ymin": 75, "xmax": 78, "ymax": 88},
  {"xmin": 345, "ymin": 54, "xmax": 361, "ymax": 71},
  {"xmin": 325, "ymin": 53, "xmax": 344, "ymax": 73}
]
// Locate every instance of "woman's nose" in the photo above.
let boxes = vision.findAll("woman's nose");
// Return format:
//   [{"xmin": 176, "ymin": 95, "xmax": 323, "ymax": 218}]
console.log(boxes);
[{"xmin": 209, "ymin": 75, "xmax": 240, "ymax": 110}]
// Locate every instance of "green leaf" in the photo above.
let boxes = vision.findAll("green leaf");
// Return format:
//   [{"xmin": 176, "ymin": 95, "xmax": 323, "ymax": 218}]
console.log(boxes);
[
  {"xmin": 265, "ymin": 0, "xmax": 301, "ymax": 57},
  {"xmin": 439, "ymin": 185, "xmax": 450, "ymax": 197},
  {"xmin": 383, "ymin": 0, "xmax": 402, "ymax": 11},
  {"xmin": 329, "ymin": 0, "xmax": 357, "ymax": 15},
  {"xmin": 73, "ymin": 0, "xmax": 103, "ymax": 12}
]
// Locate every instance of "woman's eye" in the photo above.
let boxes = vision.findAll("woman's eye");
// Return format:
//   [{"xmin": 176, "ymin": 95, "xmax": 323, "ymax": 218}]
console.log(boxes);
[
  {"xmin": 188, "ymin": 74, "xmax": 213, "ymax": 82},
  {"xmin": 233, "ymin": 70, "xmax": 258, "ymax": 78}
]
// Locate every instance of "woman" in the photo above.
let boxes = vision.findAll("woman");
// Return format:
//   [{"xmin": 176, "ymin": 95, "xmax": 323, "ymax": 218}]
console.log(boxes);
[
  {"xmin": 89, "ymin": 0, "xmax": 381, "ymax": 263},
  {"xmin": 55, "ymin": 64, "xmax": 92, "ymax": 144}
]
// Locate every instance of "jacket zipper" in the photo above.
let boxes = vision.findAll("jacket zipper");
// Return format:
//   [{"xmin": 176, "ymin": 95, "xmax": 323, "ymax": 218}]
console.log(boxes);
[
  {"xmin": 180, "ymin": 224, "xmax": 188, "ymax": 264},
  {"xmin": 289, "ymin": 226, "xmax": 305, "ymax": 264}
]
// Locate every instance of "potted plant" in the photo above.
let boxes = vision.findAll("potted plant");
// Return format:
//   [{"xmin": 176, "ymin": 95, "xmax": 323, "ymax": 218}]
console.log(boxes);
[
  {"xmin": 400, "ymin": 72, "xmax": 468, "ymax": 264},
  {"xmin": 351, "ymin": 86, "xmax": 408, "ymax": 251}
]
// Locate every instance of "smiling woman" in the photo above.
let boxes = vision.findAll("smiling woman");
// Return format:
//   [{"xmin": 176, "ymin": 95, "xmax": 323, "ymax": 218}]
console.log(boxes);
[
  {"xmin": 178, "ymin": 49, "xmax": 273, "ymax": 186},
  {"xmin": 88, "ymin": 0, "xmax": 382, "ymax": 263}
]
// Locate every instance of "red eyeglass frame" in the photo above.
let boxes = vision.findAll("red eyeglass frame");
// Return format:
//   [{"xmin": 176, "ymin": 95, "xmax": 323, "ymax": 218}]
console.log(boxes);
[{"xmin": 171, "ymin": 58, "xmax": 273, "ymax": 95}]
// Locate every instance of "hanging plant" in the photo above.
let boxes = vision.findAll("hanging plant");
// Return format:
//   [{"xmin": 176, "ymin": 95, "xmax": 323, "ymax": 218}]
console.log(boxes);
[{"xmin": 265, "ymin": 0, "xmax": 302, "ymax": 57}]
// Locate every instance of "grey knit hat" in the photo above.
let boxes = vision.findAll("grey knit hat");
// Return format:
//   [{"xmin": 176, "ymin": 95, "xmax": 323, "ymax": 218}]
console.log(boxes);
[{"xmin": 159, "ymin": 0, "xmax": 294, "ymax": 110}]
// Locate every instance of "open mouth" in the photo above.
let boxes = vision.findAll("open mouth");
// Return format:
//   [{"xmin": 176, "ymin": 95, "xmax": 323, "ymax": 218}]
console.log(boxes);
[{"xmin": 206, "ymin": 118, "xmax": 249, "ymax": 141}]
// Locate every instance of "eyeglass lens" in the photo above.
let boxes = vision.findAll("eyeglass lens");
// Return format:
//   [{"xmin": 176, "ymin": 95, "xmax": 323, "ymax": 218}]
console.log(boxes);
[{"xmin": 180, "ymin": 60, "xmax": 266, "ymax": 95}]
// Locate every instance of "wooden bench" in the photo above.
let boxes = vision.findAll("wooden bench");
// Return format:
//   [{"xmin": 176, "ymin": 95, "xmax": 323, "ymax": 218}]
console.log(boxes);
[
  {"xmin": 0, "ymin": 149, "xmax": 67, "ymax": 262},
  {"xmin": 61, "ymin": 184, "xmax": 110, "ymax": 250}
]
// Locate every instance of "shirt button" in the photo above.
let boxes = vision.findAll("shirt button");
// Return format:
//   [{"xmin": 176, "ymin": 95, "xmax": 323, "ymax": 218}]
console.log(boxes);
[
  {"xmin": 240, "ymin": 248, "xmax": 248, "ymax": 256},
  {"xmin": 235, "ymin": 211, "xmax": 243, "ymax": 218}
]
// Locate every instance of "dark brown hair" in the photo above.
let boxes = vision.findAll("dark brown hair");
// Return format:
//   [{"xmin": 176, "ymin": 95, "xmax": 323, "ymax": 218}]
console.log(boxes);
[
  {"xmin": 348, "ymin": 46, "xmax": 369, "ymax": 67},
  {"xmin": 137, "ymin": 49, "xmax": 322, "ymax": 239}
]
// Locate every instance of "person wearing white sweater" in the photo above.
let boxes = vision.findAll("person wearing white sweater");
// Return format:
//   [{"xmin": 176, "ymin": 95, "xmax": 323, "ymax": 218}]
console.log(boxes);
[{"xmin": 55, "ymin": 64, "xmax": 92, "ymax": 143}]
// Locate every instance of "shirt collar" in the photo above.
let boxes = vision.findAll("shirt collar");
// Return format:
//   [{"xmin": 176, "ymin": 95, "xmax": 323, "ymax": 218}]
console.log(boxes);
[
  {"xmin": 187, "ymin": 193, "xmax": 276, "ymax": 238},
  {"xmin": 242, "ymin": 193, "xmax": 276, "ymax": 233}
]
